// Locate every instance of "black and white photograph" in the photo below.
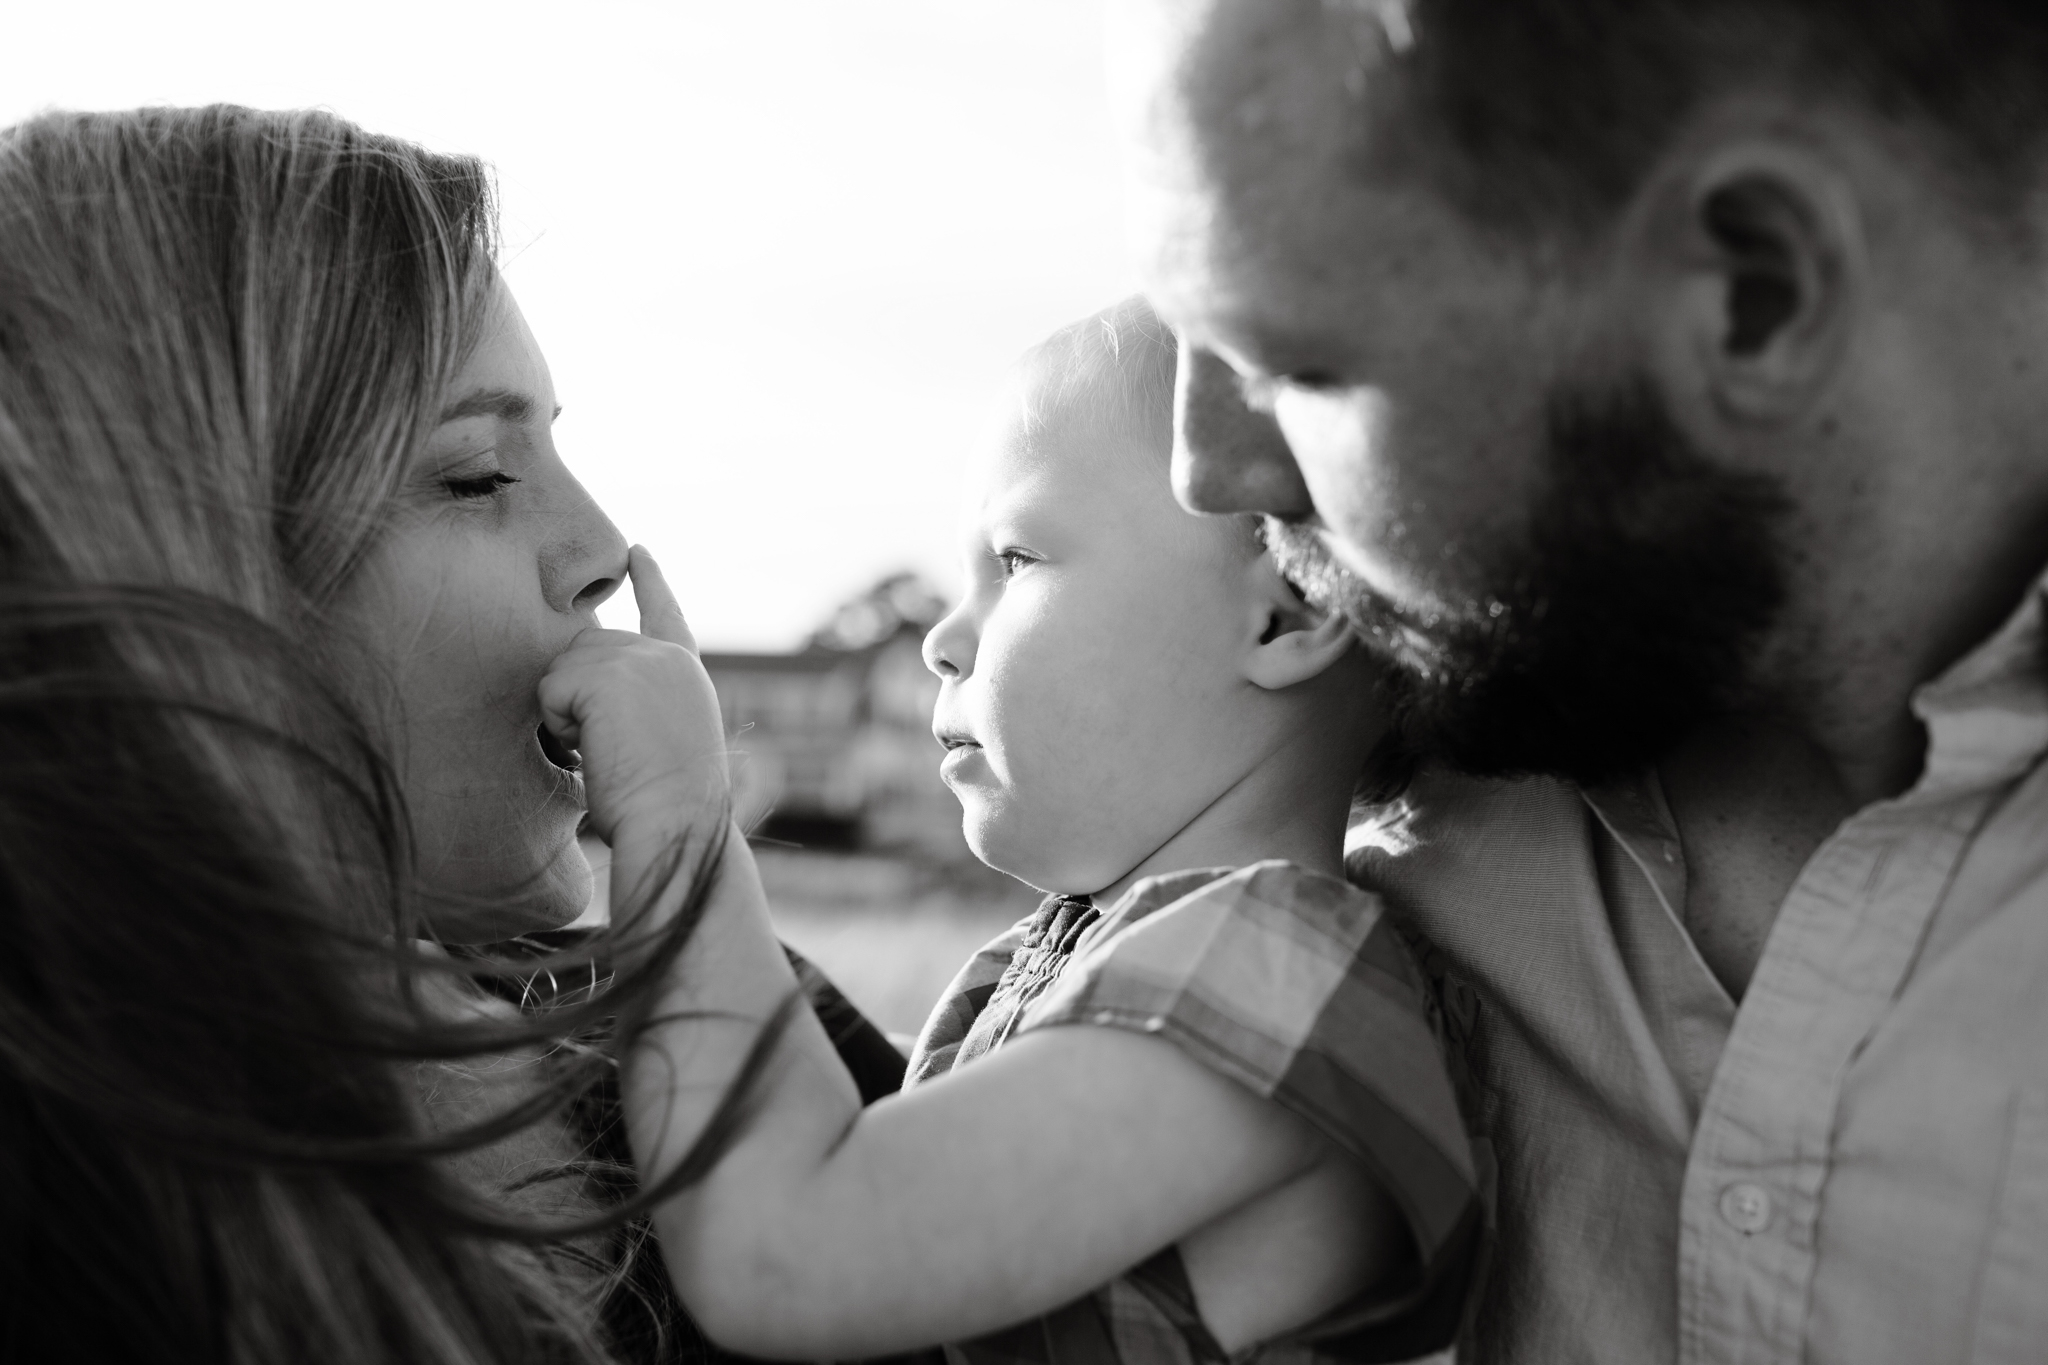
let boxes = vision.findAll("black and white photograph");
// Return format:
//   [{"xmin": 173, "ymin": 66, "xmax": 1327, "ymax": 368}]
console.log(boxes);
[{"xmin": 2, "ymin": 4, "xmax": 2045, "ymax": 1363}]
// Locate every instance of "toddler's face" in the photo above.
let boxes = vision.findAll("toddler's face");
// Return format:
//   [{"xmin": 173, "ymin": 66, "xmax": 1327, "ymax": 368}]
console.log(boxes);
[{"xmin": 923, "ymin": 378, "xmax": 1265, "ymax": 894}]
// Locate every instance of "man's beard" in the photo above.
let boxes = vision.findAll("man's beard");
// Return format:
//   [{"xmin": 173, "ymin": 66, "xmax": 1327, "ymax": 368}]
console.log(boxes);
[{"xmin": 1267, "ymin": 378, "xmax": 1790, "ymax": 787}]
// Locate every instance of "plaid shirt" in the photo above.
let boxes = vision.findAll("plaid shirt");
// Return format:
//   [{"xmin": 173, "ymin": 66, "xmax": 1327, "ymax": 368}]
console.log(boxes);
[{"xmin": 905, "ymin": 861, "xmax": 1479, "ymax": 1365}]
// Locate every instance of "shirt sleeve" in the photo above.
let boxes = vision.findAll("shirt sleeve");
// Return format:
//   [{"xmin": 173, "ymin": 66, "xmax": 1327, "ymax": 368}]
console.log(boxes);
[{"xmin": 1012, "ymin": 860, "xmax": 1479, "ymax": 1336}]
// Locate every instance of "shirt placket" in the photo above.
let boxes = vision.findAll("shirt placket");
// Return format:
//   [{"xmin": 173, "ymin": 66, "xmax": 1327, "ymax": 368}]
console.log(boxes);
[
  {"xmin": 973, "ymin": 897, "xmax": 1101, "ymax": 1060},
  {"xmin": 1675, "ymin": 792, "xmax": 1990, "ymax": 1365}
]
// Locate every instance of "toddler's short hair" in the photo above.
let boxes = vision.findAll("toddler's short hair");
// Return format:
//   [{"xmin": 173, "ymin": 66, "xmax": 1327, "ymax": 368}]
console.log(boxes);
[
  {"xmin": 1019, "ymin": 295, "xmax": 1178, "ymax": 464},
  {"xmin": 1021, "ymin": 296, "xmax": 1265, "ymax": 556},
  {"xmin": 1024, "ymin": 296, "xmax": 1408, "ymax": 802}
]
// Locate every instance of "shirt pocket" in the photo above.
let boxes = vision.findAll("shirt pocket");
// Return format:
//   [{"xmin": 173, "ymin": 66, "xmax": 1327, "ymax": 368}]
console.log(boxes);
[{"xmin": 1971, "ymin": 1087, "xmax": 2048, "ymax": 1363}]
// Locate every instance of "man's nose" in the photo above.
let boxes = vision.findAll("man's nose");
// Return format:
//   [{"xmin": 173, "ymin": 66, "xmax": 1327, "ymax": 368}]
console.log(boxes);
[{"xmin": 1172, "ymin": 345, "xmax": 1315, "ymax": 517}]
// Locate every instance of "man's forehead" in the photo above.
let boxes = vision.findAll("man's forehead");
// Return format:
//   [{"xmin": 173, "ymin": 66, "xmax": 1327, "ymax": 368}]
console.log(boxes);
[
  {"xmin": 1124, "ymin": 4, "xmax": 1433, "ymax": 277},
  {"xmin": 1119, "ymin": 0, "xmax": 1400, "ymax": 157},
  {"xmin": 1135, "ymin": 155, "xmax": 1436, "ymax": 378}
]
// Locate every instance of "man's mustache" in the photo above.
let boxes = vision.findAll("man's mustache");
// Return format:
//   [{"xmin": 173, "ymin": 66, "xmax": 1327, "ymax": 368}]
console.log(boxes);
[{"xmin": 1260, "ymin": 516, "xmax": 1442, "ymax": 667}]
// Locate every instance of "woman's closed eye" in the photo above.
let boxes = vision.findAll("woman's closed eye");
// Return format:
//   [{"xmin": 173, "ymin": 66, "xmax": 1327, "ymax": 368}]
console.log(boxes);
[{"xmin": 443, "ymin": 471, "xmax": 521, "ymax": 501}]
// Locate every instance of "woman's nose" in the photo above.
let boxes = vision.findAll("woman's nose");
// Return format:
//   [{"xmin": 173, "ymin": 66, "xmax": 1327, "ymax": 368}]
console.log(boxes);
[
  {"xmin": 923, "ymin": 600, "xmax": 976, "ymax": 679},
  {"xmin": 1172, "ymin": 345, "xmax": 1316, "ymax": 517},
  {"xmin": 541, "ymin": 474, "xmax": 630, "ymax": 618}
]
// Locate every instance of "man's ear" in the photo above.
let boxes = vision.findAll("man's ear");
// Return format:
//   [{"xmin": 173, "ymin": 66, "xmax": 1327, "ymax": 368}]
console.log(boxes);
[
  {"xmin": 1243, "ymin": 558, "xmax": 1355, "ymax": 691},
  {"xmin": 1642, "ymin": 140, "xmax": 1863, "ymax": 426}
]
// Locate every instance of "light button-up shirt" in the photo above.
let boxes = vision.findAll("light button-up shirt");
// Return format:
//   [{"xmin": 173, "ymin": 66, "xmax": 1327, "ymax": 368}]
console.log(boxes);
[{"xmin": 1349, "ymin": 568, "xmax": 2048, "ymax": 1364}]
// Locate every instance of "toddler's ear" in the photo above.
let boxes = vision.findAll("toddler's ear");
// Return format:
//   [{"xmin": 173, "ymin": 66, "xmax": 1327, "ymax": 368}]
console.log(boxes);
[{"xmin": 1243, "ymin": 559, "xmax": 1355, "ymax": 691}]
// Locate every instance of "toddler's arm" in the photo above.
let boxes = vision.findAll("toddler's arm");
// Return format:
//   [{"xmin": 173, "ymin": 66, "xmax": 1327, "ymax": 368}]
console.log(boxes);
[
  {"xmin": 626, "ymin": 839, "xmax": 1411, "ymax": 1358},
  {"xmin": 547, "ymin": 552, "xmax": 1417, "ymax": 1359}
]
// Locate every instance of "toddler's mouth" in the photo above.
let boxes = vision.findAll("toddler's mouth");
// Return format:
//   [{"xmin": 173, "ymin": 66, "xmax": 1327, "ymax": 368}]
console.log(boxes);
[{"xmin": 937, "ymin": 730, "xmax": 984, "ymax": 785}]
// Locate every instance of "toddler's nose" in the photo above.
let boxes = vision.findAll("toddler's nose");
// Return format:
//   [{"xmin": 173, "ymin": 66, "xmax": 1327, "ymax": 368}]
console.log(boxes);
[{"xmin": 922, "ymin": 603, "xmax": 974, "ymax": 679}]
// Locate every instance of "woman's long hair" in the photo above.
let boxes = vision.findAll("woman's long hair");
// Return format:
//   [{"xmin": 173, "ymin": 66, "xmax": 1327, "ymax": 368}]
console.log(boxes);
[{"xmin": 0, "ymin": 106, "xmax": 757, "ymax": 1364}]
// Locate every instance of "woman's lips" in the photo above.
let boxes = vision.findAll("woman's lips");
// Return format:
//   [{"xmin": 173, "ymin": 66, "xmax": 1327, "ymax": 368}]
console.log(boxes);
[{"xmin": 536, "ymin": 721, "xmax": 581, "ymax": 773}]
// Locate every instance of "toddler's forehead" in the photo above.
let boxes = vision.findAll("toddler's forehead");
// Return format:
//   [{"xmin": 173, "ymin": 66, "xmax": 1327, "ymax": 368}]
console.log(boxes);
[{"xmin": 996, "ymin": 386, "xmax": 1170, "ymax": 515}]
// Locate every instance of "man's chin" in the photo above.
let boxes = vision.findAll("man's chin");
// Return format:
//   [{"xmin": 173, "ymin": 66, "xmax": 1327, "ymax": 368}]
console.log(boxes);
[
  {"xmin": 1261, "ymin": 377, "xmax": 1790, "ymax": 787},
  {"xmin": 1262, "ymin": 517, "xmax": 1450, "ymax": 672}
]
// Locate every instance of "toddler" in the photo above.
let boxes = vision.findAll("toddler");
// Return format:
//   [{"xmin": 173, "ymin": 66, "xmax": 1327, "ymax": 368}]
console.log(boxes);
[{"xmin": 593, "ymin": 299, "xmax": 1477, "ymax": 1365}]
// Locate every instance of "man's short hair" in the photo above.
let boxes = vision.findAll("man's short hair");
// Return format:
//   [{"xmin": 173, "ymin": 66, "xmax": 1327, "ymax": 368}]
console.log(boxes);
[{"xmin": 1386, "ymin": 0, "xmax": 2048, "ymax": 236}]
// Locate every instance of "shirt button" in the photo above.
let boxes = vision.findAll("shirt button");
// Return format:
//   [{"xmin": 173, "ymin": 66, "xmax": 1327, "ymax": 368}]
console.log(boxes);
[{"xmin": 1719, "ymin": 1182, "xmax": 1773, "ymax": 1234}]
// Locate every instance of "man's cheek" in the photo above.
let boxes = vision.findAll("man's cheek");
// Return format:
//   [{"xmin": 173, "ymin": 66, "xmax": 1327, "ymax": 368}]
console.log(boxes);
[{"xmin": 1276, "ymin": 385, "xmax": 1384, "ymax": 477}]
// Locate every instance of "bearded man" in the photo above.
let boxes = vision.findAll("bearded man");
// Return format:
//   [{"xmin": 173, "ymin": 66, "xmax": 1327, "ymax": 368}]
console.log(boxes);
[{"xmin": 1117, "ymin": 3, "xmax": 2048, "ymax": 1362}]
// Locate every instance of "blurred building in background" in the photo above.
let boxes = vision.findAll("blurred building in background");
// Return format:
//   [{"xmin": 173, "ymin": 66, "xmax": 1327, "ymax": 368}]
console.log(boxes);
[{"xmin": 702, "ymin": 573, "xmax": 969, "ymax": 862}]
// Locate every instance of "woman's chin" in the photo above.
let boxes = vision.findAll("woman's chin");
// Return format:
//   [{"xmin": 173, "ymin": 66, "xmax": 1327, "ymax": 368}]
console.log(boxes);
[{"xmin": 520, "ymin": 847, "xmax": 596, "ymax": 933}]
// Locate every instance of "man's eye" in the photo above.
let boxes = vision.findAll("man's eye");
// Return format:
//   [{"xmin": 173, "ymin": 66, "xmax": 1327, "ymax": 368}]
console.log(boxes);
[
  {"xmin": 444, "ymin": 471, "xmax": 521, "ymax": 501},
  {"xmin": 1241, "ymin": 371, "xmax": 1342, "ymax": 411},
  {"xmin": 1280, "ymin": 369, "xmax": 1344, "ymax": 393}
]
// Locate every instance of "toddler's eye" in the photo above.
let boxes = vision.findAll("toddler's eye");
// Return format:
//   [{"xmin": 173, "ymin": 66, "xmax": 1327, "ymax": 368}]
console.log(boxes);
[
  {"xmin": 444, "ymin": 471, "xmax": 521, "ymax": 501},
  {"xmin": 994, "ymin": 549, "xmax": 1037, "ymax": 579}
]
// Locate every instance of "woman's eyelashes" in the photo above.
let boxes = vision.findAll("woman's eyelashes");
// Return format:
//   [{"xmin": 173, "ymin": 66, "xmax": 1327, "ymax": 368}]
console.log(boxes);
[{"xmin": 443, "ymin": 470, "xmax": 522, "ymax": 501}]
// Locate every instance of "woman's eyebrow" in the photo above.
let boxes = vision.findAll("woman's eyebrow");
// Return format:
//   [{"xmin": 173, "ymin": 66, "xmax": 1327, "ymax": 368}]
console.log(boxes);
[{"xmin": 438, "ymin": 387, "xmax": 535, "ymax": 424}]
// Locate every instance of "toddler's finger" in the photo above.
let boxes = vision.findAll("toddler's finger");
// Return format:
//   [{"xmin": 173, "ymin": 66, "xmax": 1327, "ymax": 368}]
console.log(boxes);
[
  {"xmin": 629, "ymin": 545, "xmax": 697, "ymax": 653},
  {"xmin": 535, "ymin": 671, "xmax": 584, "ymax": 750}
]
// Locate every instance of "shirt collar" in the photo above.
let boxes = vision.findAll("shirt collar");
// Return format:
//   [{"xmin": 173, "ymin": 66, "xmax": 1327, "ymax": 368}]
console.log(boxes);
[
  {"xmin": 1578, "ymin": 568, "xmax": 2048, "ymax": 849},
  {"xmin": 1908, "ymin": 567, "xmax": 2048, "ymax": 797},
  {"xmin": 1100, "ymin": 867, "xmax": 1236, "ymax": 921}
]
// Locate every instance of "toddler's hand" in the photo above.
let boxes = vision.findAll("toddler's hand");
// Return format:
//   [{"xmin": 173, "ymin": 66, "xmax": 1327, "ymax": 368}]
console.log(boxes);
[{"xmin": 538, "ymin": 546, "xmax": 728, "ymax": 853}]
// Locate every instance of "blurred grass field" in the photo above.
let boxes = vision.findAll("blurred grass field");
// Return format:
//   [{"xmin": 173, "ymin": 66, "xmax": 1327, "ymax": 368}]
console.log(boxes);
[{"xmin": 755, "ymin": 848, "xmax": 1040, "ymax": 1038}]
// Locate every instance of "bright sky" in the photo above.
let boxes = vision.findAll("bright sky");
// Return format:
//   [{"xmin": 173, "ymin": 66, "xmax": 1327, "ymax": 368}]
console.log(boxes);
[{"xmin": 1, "ymin": 1, "xmax": 1133, "ymax": 650}]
